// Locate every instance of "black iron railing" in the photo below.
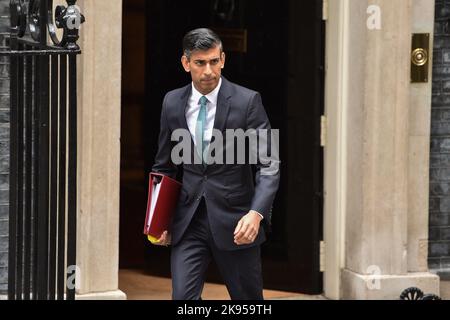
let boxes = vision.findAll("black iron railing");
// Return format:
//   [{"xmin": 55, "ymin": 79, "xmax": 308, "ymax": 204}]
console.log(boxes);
[
  {"xmin": 0, "ymin": 0, "xmax": 84, "ymax": 300},
  {"xmin": 400, "ymin": 287, "xmax": 441, "ymax": 300}
]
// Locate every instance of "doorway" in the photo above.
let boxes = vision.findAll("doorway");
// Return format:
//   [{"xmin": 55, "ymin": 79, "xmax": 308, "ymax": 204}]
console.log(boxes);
[{"xmin": 120, "ymin": 0, "xmax": 325, "ymax": 294}]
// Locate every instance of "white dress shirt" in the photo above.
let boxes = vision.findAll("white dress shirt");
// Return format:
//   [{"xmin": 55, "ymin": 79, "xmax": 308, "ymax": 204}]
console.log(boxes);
[
  {"xmin": 185, "ymin": 77, "xmax": 264, "ymax": 221},
  {"xmin": 186, "ymin": 77, "xmax": 222, "ymax": 148}
]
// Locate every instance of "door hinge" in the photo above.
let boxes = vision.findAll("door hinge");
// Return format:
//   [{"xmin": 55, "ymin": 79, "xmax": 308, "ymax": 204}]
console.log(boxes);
[
  {"xmin": 322, "ymin": 0, "xmax": 329, "ymax": 21},
  {"xmin": 320, "ymin": 241, "xmax": 325, "ymax": 272},
  {"xmin": 320, "ymin": 115, "xmax": 327, "ymax": 147}
]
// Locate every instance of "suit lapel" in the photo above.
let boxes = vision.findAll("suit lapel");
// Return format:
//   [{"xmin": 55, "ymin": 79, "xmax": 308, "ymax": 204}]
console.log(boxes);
[
  {"xmin": 212, "ymin": 77, "xmax": 232, "ymax": 133},
  {"xmin": 178, "ymin": 84, "xmax": 191, "ymax": 133},
  {"xmin": 205, "ymin": 77, "xmax": 232, "ymax": 173},
  {"xmin": 177, "ymin": 84, "xmax": 199, "ymax": 168}
]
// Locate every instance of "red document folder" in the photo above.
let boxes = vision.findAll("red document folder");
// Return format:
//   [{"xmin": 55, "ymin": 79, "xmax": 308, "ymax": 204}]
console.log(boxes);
[{"xmin": 143, "ymin": 172, "xmax": 182, "ymax": 241}]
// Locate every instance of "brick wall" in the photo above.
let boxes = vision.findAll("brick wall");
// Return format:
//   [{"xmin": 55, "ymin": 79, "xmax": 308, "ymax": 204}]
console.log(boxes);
[
  {"xmin": 429, "ymin": 0, "xmax": 450, "ymax": 274},
  {"xmin": 0, "ymin": 0, "xmax": 9, "ymax": 293}
]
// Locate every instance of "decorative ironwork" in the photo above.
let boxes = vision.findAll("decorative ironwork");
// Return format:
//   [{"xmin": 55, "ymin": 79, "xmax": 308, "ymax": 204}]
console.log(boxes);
[
  {"xmin": 51, "ymin": 0, "xmax": 85, "ymax": 49},
  {"xmin": 400, "ymin": 287, "xmax": 441, "ymax": 300},
  {"xmin": 28, "ymin": 0, "xmax": 41, "ymax": 41},
  {"xmin": 9, "ymin": 0, "xmax": 26, "ymax": 37},
  {"xmin": 422, "ymin": 294, "xmax": 441, "ymax": 300},
  {"xmin": 11, "ymin": 0, "xmax": 85, "ymax": 49},
  {"xmin": 400, "ymin": 287, "xmax": 424, "ymax": 300}
]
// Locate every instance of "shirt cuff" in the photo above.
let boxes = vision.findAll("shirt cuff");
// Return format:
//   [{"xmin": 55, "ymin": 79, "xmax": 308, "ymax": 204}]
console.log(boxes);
[{"xmin": 251, "ymin": 210, "xmax": 264, "ymax": 220}]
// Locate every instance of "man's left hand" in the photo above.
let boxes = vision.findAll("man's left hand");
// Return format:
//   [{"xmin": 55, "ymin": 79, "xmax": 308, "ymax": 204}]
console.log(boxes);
[{"xmin": 234, "ymin": 210, "xmax": 263, "ymax": 245}]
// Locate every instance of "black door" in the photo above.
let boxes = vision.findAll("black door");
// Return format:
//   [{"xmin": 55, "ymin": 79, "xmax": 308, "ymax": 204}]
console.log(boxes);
[{"xmin": 135, "ymin": 0, "xmax": 324, "ymax": 294}]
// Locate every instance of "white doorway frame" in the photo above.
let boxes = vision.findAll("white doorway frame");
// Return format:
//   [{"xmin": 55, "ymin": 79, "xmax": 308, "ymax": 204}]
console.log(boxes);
[{"xmin": 323, "ymin": 0, "xmax": 349, "ymax": 300}]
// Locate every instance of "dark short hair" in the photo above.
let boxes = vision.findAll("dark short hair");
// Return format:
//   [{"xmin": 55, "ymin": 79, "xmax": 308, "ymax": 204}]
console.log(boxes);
[{"xmin": 182, "ymin": 28, "xmax": 223, "ymax": 59}]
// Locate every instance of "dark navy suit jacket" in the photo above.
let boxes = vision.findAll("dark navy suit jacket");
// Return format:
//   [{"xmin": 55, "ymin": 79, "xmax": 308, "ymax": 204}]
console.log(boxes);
[{"xmin": 152, "ymin": 77, "xmax": 280, "ymax": 251}]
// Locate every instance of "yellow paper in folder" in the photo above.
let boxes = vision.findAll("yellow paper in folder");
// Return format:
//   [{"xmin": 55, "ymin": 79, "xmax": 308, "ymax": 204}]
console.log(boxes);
[{"xmin": 147, "ymin": 235, "xmax": 159, "ymax": 244}]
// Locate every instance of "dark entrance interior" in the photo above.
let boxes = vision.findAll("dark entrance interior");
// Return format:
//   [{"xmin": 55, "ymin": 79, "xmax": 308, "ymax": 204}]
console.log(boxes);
[{"xmin": 120, "ymin": 0, "xmax": 324, "ymax": 294}]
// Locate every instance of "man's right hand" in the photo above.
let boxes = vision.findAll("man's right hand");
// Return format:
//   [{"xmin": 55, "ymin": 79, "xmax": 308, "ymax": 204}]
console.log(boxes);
[{"xmin": 153, "ymin": 230, "xmax": 171, "ymax": 247}]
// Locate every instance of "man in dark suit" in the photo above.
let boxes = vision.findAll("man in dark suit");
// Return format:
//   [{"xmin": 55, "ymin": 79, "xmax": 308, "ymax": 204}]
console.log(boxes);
[{"xmin": 151, "ymin": 28, "xmax": 280, "ymax": 300}]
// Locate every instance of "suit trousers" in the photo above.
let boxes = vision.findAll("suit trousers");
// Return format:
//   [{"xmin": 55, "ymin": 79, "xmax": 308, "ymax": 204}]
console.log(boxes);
[{"xmin": 171, "ymin": 197, "xmax": 264, "ymax": 300}]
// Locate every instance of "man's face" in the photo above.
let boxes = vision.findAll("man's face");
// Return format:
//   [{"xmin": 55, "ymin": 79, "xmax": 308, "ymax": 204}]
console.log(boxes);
[{"xmin": 181, "ymin": 46, "xmax": 225, "ymax": 95}]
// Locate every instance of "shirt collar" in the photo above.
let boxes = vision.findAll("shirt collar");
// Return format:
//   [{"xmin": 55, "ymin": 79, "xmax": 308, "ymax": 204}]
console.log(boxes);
[{"xmin": 191, "ymin": 77, "xmax": 222, "ymax": 105}]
